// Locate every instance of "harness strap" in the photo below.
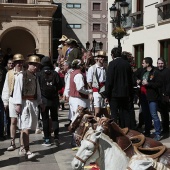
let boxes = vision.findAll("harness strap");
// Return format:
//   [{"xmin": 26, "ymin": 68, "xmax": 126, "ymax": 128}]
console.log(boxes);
[{"xmin": 74, "ymin": 155, "xmax": 86, "ymax": 164}]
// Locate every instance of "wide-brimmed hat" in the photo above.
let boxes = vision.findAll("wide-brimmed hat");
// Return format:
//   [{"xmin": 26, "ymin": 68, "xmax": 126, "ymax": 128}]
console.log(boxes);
[
  {"xmin": 59, "ymin": 35, "xmax": 68, "ymax": 41},
  {"xmin": 27, "ymin": 55, "xmax": 40, "ymax": 64},
  {"xmin": 13, "ymin": 54, "xmax": 24, "ymax": 62},
  {"xmin": 97, "ymin": 50, "xmax": 107, "ymax": 57},
  {"xmin": 65, "ymin": 38, "xmax": 77, "ymax": 45}
]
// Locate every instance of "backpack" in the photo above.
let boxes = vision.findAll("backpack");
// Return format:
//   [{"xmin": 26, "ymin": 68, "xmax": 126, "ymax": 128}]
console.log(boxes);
[{"xmin": 39, "ymin": 70, "xmax": 59, "ymax": 99}]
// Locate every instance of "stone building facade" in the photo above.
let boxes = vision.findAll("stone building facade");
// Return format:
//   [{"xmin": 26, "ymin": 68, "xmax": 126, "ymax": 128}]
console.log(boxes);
[{"xmin": 0, "ymin": 0, "xmax": 57, "ymax": 58}]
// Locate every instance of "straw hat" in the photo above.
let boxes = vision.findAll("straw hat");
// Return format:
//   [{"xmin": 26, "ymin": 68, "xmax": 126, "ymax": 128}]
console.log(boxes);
[{"xmin": 59, "ymin": 35, "xmax": 68, "ymax": 41}]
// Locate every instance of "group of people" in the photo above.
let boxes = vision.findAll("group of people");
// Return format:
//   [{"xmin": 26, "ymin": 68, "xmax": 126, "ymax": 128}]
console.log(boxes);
[
  {"xmin": 0, "ymin": 34, "xmax": 170, "ymax": 160},
  {"xmin": 0, "ymin": 52, "xmax": 63, "ymax": 159}
]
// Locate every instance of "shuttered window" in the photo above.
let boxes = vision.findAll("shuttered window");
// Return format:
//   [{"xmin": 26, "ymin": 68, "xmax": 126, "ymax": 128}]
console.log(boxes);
[
  {"xmin": 134, "ymin": 44, "xmax": 144, "ymax": 68},
  {"xmin": 93, "ymin": 24, "xmax": 100, "ymax": 31},
  {"xmin": 93, "ymin": 3, "xmax": 100, "ymax": 10},
  {"xmin": 160, "ymin": 39, "xmax": 170, "ymax": 66}
]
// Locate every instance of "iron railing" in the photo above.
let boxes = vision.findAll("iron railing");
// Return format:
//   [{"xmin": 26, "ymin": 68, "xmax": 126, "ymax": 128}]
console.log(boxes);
[
  {"xmin": 0, "ymin": 0, "xmax": 37, "ymax": 3},
  {"xmin": 132, "ymin": 14, "xmax": 143, "ymax": 28}
]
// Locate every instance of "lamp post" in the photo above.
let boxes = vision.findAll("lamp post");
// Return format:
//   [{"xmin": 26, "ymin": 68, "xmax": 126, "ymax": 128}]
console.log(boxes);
[
  {"xmin": 85, "ymin": 39, "xmax": 103, "ymax": 57},
  {"xmin": 109, "ymin": 0, "xmax": 129, "ymax": 53}
]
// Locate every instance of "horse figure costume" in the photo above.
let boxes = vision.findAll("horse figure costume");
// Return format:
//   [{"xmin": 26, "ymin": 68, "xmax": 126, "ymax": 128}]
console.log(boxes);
[
  {"xmin": 72, "ymin": 130, "xmax": 170, "ymax": 170},
  {"xmin": 69, "ymin": 107, "xmax": 163, "ymax": 150}
]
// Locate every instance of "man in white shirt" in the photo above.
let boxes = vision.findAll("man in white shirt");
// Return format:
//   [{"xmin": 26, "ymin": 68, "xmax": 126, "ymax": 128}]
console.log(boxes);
[
  {"xmin": 13, "ymin": 55, "xmax": 43, "ymax": 159},
  {"xmin": 2, "ymin": 54, "xmax": 24, "ymax": 151},
  {"xmin": 87, "ymin": 51, "xmax": 107, "ymax": 117}
]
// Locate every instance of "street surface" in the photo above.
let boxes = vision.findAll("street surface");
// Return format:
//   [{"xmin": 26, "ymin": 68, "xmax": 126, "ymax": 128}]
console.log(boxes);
[{"xmin": 0, "ymin": 105, "xmax": 170, "ymax": 170}]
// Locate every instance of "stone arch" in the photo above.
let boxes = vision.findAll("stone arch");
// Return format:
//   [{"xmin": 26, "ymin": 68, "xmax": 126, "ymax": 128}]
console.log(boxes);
[{"xmin": 0, "ymin": 26, "xmax": 39, "ymax": 57}]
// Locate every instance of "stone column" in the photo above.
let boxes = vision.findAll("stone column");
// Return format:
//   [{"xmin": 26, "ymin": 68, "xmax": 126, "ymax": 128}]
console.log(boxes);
[{"xmin": 38, "ymin": 20, "xmax": 52, "ymax": 56}]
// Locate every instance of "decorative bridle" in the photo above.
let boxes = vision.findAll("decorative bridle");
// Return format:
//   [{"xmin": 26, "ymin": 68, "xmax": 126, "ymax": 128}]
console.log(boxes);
[
  {"xmin": 75, "ymin": 117, "xmax": 97, "ymax": 145},
  {"xmin": 74, "ymin": 138, "xmax": 99, "ymax": 164}
]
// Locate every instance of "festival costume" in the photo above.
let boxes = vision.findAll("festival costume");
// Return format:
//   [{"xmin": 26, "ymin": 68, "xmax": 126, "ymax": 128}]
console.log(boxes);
[
  {"xmin": 2, "ymin": 69, "xmax": 23, "ymax": 118},
  {"xmin": 87, "ymin": 64, "xmax": 106, "ymax": 107},
  {"xmin": 13, "ymin": 70, "xmax": 42, "ymax": 130},
  {"xmin": 68, "ymin": 69, "xmax": 91, "ymax": 121}
]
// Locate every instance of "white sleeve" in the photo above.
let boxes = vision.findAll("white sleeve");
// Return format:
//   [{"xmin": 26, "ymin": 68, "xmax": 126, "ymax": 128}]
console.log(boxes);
[
  {"xmin": 64, "ymin": 73, "xmax": 70, "ymax": 97},
  {"xmin": 74, "ymin": 74, "xmax": 92, "ymax": 95},
  {"xmin": 87, "ymin": 66, "xmax": 93, "ymax": 83},
  {"xmin": 13, "ymin": 74, "xmax": 23, "ymax": 105},
  {"xmin": 2, "ymin": 73, "xmax": 10, "ymax": 106}
]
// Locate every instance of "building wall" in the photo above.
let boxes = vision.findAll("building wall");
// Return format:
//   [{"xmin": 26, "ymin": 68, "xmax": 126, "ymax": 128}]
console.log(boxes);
[
  {"xmin": 88, "ymin": 0, "xmax": 108, "ymax": 53},
  {"xmin": 108, "ymin": 0, "xmax": 170, "ymax": 66},
  {"xmin": 55, "ymin": 0, "xmax": 88, "ymax": 49},
  {"xmin": 57, "ymin": 0, "xmax": 108, "ymax": 53},
  {"xmin": 0, "ymin": 1, "xmax": 57, "ymax": 58}
]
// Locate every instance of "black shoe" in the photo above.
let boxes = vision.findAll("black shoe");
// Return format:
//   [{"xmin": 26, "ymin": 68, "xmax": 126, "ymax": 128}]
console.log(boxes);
[
  {"xmin": 142, "ymin": 131, "xmax": 150, "ymax": 137},
  {"xmin": 64, "ymin": 123, "xmax": 71, "ymax": 127},
  {"xmin": 0, "ymin": 136, "xmax": 6, "ymax": 141},
  {"xmin": 64, "ymin": 120, "xmax": 71, "ymax": 127}
]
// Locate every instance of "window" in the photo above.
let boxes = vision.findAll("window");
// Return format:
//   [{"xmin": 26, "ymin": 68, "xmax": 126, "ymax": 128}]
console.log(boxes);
[
  {"xmin": 93, "ymin": 24, "xmax": 100, "ymax": 31},
  {"xmin": 136, "ymin": 0, "xmax": 143, "ymax": 25},
  {"xmin": 155, "ymin": 0, "xmax": 170, "ymax": 21},
  {"xmin": 93, "ymin": 3, "xmax": 100, "ymax": 10},
  {"xmin": 8, "ymin": 0, "xmax": 27, "ymax": 3},
  {"xmin": 137, "ymin": 0, "xmax": 143, "ymax": 12},
  {"xmin": 160, "ymin": 39, "xmax": 170, "ymax": 66},
  {"xmin": 66, "ymin": 3, "xmax": 81, "ymax": 8},
  {"xmin": 130, "ymin": 0, "xmax": 143, "ymax": 28},
  {"xmin": 163, "ymin": 0, "xmax": 170, "ymax": 20},
  {"xmin": 134, "ymin": 44, "xmax": 144, "ymax": 68},
  {"xmin": 66, "ymin": 24, "xmax": 81, "ymax": 29}
]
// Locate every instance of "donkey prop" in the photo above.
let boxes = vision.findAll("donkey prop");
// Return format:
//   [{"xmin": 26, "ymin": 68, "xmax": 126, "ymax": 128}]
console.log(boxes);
[
  {"xmin": 72, "ymin": 130, "xmax": 170, "ymax": 170},
  {"xmin": 69, "ymin": 107, "xmax": 163, "ymax": 149}
]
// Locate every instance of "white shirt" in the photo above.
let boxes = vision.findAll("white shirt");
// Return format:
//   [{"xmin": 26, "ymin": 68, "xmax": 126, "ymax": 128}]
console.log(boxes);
[
  {"xmin": 64, "ymin": 72, "xmax": 92, "ymax": 97},
  {"xmin": 87, "ymin": 64, "xmax": 106, "ymax": 83},
  {"xmin": 2, "ymin": 69, "xmax": 23, "ymax": 106}
]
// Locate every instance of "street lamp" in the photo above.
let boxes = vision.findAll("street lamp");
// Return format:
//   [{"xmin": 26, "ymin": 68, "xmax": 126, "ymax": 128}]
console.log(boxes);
[
  {"xmin": 109, "ymin": 0, "xmax": 129, "ymax": 53},
  {"xmin": 85, "ymin": 39, "xmax": 103, "ymax": 57}
]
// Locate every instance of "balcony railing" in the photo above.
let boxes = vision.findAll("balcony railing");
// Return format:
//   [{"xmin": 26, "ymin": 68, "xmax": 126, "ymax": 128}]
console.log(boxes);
[
  {"xmin": 0, "ymin": 0, "xmax": 37, "ymax": 3},
  {"xmin": 156, "ymin": 1, "xmax": 170, "ymax": 22},
  {"xmin": 130, "ymin": 11, "xmax": 143, "ymax": 28},
  {"xmin": 162, "ymin": 8, "xmax": 170, "ymax": 20}
]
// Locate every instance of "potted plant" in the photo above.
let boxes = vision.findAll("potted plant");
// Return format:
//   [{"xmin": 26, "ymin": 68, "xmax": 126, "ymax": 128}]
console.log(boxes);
[{"xmin": 112, "ymin": 27, "xmax": 127, "ymax": 39}]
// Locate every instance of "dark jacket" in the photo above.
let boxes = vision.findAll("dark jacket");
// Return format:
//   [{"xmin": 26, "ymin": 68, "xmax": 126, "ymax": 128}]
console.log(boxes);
[
  {"xmin": 67, "ymin": 48, "xmax": 81, "ymax": 63},
  {"xmin": 37, "ymin": 67, "xmax": 63, "ymax": 102},
  {"xmin": 139, "ymin": 67, "xmax": 162, "ymax": 101},
  {"xmin": 105, "ymin": 57, "xmax": 133, "ymax": 99},
  {"xmin": 156, "ymin": 67, "xmax": 170, "ymax": 96},
  {"xmin": 0, "ymin": 65, "xmax": 7, "ymax": 95}
]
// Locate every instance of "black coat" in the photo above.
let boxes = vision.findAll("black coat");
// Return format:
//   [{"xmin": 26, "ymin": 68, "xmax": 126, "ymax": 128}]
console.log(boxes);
[
  {"xmin": 105, "ymin": 57, "xmax": 133, "ymax": 99},
  {"xmin": 139, "ymin": 67, "xmax": 162, "ymax": 101},
  {"xmin": 156, "ymin": 67, "xmax": 170, "ymax": 96}
]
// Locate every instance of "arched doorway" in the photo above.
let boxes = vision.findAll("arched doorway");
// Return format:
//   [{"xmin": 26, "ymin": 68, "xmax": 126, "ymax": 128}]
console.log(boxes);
[{"xmin": 1, "ymin": 28, "xmax": 36, "ymax": 58}]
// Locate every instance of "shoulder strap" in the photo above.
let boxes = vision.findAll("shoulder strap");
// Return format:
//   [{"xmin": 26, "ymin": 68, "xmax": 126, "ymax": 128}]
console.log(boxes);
[{"xmin": 92, "ymin": 65, "xmax": 100, "ymax": 85}]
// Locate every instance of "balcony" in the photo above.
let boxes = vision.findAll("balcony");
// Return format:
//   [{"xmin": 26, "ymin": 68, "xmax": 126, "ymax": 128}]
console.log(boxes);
[
  {"xmin": 0, "ymin": 0, "xmax": 52, "ymax": 4},
  {"xmin": 129, "ymin": 11, "xmax": 144, "ymax": 31},
  {"xmin": 155, "ymin": 0, "xmax": 170, "ymax": 25}
]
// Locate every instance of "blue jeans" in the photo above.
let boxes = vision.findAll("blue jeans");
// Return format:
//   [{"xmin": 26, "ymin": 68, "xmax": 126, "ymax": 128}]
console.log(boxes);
[
  {"xmin": 140, "ymin": 94, "xmax": 152, "ymax": 135},
  {"xmin": 148, "ymin": 101, "xmax": 161, "ymax": 135}
]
